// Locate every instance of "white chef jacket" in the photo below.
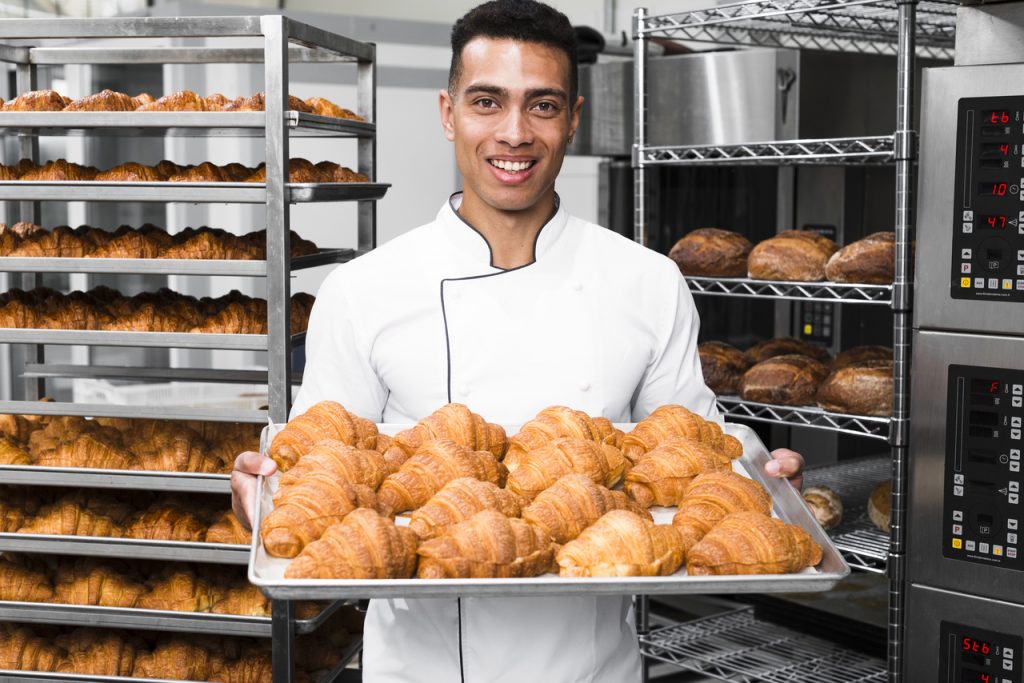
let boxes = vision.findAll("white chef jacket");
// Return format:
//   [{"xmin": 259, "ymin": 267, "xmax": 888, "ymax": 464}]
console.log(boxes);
[{"xmin": 291, "ymin": 194, "xmax": 718, "ymax": 683}]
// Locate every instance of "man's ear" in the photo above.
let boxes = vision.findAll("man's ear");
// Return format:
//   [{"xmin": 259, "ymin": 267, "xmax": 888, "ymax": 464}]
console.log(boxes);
[
  {"xmin": 569, "ymin": 95, "xmax": 584, "ymax": 140},
  {"xmin": 439, "ymin": 89, "xmax": 456, "ymax": 142}
]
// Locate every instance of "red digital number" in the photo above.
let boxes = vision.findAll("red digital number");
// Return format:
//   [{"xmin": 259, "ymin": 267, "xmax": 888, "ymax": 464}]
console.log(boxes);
[
  {"xmin": 982, "ymin": 642, "xmax": 991, "ymax": 655},
  {"xmin": 981, "ymin": 674, "xmax": 992, "ymax": 683},
  {"xmin": 990, "ymin": 112, "xmax": 1010, "ymax": 124},
  {"xmin": 986, "ymin": 216, "xmax": 1007, "ymax": 229},
  {"xmin": 1001, "ymin": 144, "xmax": 1010, "ymax": 155},
  {"xmin": 993, "ymin": 183, "xmax": 1008, "ymax": 196},
  {"xmin": 991, "ymin": 381, "xmax": 1001, "ymax": 393}
]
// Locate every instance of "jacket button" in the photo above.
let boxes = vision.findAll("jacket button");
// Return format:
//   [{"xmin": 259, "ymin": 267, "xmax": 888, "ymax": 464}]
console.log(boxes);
[{"xmin": 579, "ymin": 381, "xmax": 591, "ymax": 392}]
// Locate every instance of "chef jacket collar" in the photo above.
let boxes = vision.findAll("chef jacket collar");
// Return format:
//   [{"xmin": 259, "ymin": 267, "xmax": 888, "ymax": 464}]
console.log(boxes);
[{"xmin": 441, "ymin": 192, "xmax": 569, "ymax": 271}]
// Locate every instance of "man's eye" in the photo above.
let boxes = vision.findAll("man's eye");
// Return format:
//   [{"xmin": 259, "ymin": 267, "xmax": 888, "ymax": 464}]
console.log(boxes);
[
  {"xmin": 475, "ymin": 98, "xmax": 497, "ymax": 108},
  {"xmin": 533, "ymin": 101, "xmax": 559, "ymax": 113}
]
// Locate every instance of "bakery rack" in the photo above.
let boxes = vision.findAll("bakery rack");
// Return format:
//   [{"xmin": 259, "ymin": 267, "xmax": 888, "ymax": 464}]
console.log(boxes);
[
  {"xmin": 634, "ymin": 0, "xmax": 933, "ymax": 680},
  {"xmin": 0, "ymin": 15, "xmax": 380, "ymax": 683}
]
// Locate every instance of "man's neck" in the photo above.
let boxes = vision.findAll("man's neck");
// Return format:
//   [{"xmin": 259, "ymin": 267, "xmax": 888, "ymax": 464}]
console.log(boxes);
[{"xmin": 456, "ymin": 191, "xmax": 557, "ymax": 270}]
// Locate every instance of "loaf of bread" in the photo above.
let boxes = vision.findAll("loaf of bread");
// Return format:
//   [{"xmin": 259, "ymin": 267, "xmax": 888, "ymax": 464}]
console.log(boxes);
[
  {"xmin": 816, "ymin": 359, "xmax": 893, "ymax": 416},
  {"xmin": 830, "ymin": 345, "xmax": 892, "ymax": 370},
  {"xmin": 747, "ymin": 230, "xmax": 839, "ymax": 281},
  {"xmin": 746, "ymin": 337, "xmax": 831, "ymax": 364},
  {"xmin": 802, "ymin": 486, "xmax": 843, "ymax": 530},
  {"xmin": 739, "ymin": 354, "xmax": 829, "ymax": 406},
  {"xmin": 825, "ymin": 232, "xmax": 895, "ymax": 284},
  {"xmin": 698, "ymin": 341, "xmax": 752, "ymax": 395},
  {"xmin": 667, "ymin": 228, "xmax": 752, "ymax": 277},
  {"xmin": 868, "ymin": 480, "xmax": 891, "ymax": 533}
]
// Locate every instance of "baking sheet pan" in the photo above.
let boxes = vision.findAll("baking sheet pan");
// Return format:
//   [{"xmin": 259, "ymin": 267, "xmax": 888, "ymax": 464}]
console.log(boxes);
[
  {"xmin": 250, "ymin": 422, "xmax": 850, "ymax": 599},
  {"xmin": 0, "ymin": 533, "xmax": 248, "ymax": 565},
  {"xmin": 0, "ymin": 465, "xmax": 230, "ymax": 493}
]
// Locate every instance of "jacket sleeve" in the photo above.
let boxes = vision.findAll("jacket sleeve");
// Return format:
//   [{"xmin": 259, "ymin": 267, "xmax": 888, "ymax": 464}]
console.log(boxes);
[
  {"xmin": 630, "ymin": 264, "xmax": 720, "ymax": 423},
  {"xmin": 290, "ymin": 269, "xmax": 389, "ymax": 421}
]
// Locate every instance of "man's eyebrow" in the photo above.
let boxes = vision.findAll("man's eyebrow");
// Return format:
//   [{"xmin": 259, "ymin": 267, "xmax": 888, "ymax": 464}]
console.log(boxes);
[
  {"xmin": 463, "ymin": 84, "xmax": 508, "ymax": 98},
  {"xmin": 525, "ymin": 87, "xmax": 568, "ymax": 102},
  {"xmin": 461, "ymin": 84, "xmax": 568, "ymax": 102}
]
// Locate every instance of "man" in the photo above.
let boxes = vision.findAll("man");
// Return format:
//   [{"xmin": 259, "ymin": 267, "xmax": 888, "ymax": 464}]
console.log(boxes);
[{"xmin": 232, "ymin": 2, "xmax": 805, "ymax": 681}]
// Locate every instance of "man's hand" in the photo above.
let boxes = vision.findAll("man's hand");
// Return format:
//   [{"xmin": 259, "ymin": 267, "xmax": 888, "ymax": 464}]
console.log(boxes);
[
  {"xmin": 764, "ymin": 448, "xmax": 804, "ymax": 491},
  {"xmin": 230, "ymin": 451, "xmax": 278, "ymax": 531}
]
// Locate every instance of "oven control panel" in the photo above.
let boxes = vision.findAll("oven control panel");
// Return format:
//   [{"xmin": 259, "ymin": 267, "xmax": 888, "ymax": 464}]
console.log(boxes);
[
  {"xmin": 940, "ymin": 621, "xmax": 1022, "ymax": 683},
  {"xmin": 952, "ymin": 96, "xmax": 1024, "ymax": 302},
  {"xmin": 943, "ymin": 365, "xmax": 1024, "ymax": 569}
]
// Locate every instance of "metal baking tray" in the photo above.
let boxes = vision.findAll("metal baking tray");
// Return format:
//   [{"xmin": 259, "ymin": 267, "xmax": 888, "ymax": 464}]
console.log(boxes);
[
  {"xmin": 0, "ymin": 399, "xmax": 265, "ymax": 424},
  {"xmin": 0, "ymin": 181, "xmax": 389, "ymax": 204},
  {"xmin": 0, "ymin": 247, "xmax": 354, "ymax": 276},
  {"xmin": 0, "ymin": 329, "xmax": 305, "ymax": 350},
  {"xmin": 0, "ymin": 534, "xmax": 248, "ymax": 565},
  {"xmin": 0, "ymin": 465, "xmax": 231, "ymax": 494},
  {"xmin": 249, "ymin": 422, "xmax": 850, "ymax": 599}
]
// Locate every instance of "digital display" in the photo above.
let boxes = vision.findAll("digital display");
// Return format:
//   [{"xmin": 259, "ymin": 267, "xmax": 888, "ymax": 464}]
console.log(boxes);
[
  {"xmin": 963, "ymin": 637, "xmax": 993, "ymax": 655},
  {"xmin": 979, "ymin": 214, "xmax": 1010, "ymax": 230},
  {"xmin": 981, "ymin": 124, "xmax": 1011, "ymax": 137},
  {"xmin": 981, "ymin": 142, "xmax": 1012, "ymax": 158},
  {"xmin": 971, "ymin": 379, "xmax": 1002, "ymax": 394},
  {"xmin": 969, "ymin": 425, "xmax": 998, "ymax": 438},
  {"xmin": 963, "ymin": 669, "xmax": 993, "ymax": 683},
  {"xmin": 979, "ymin": 182, "xmax": 1011, "ymax": 197},
  {"xmin": 969, "ymin": 410, "xmax": 999, "ymax": 427},
  {"xmin": 985, "ymin": 110, "xmax": 1012, "ymax": 125}
]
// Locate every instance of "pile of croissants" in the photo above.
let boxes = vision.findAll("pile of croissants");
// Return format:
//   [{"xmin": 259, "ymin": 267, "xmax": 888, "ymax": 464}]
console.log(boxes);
[
  {"xmin": 1, "ymin": 88, "xmax": 364, "ymax": 121},
  {"xmin": 260, "ymin": 402, "xmax": 823, "ymax": 581},
  {"xmin": 0, "ymin": 620, "xmax": 349, "ymax": 682},
  {"xmin": 0, "ymin": 157, "xmax": 368, "ymax": 184},
  {"xmin": 0, "ymin": 487, "xmax": 250, "ymax": 545},
  {"xmin": 0, "ymin": 411, "xmax": 260, "ymax": 474},
  {"xmin": 0, "ymin": 223, "xmax": 318, "ymax": 260},
  {"xmin": 0, "ymin": 285, "xmax": 314, "ymax": 334}
]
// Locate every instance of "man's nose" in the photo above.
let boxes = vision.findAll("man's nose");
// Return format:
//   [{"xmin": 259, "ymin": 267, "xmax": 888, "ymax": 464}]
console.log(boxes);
[{"xmin": 496, "ymin": 107, "xmax": 532, "ymax": 146}]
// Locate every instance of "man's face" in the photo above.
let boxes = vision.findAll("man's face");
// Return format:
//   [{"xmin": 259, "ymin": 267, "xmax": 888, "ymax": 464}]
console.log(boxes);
[{"xmin": 440, "ymin": 37, "xmax": 582, "ymax": 214}]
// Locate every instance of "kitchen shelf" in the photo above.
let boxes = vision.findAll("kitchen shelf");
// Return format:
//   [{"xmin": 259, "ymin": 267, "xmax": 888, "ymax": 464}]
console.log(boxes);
[
  {"xmin": 639, "ymin": 135, "xmax": 896, "ymax": 166},
  {"xmin": 0, "ymin": 181, "xmax": 389, "ymax": 204},
  {"xmin": 0, "ymin": 248, "xmax": 354, "ymax": 276},
  {"xmin": 0, "ymin": 465, "xmax": 231, "ymax": 494},
  {"xmin": 685, "ymin": 276, "xmax": 893, "ymax": 304},
  {"xmin": 0, "ymin": 534, "xmax": 249, "ymax": 565},
  {"xmin": 640, "ymin": 606, "xmax": 887, "ymax": 683},
  {"xmin": 0, "ymin": 329, "xmax": 305, "ymax": 350},
  {"xmin": 0, "ymin": 399, "xmax": 265, "ymax": 423},
  {"xmin": 804, "ymin": 456, "xmax": 892, "ymax": 573},
  {"xmin": 716, "ymin": 396, "xmax": 892, "ymax": 441},
  {"xmin": 24, "ymin": 363, "xmax": 302, "ymax": 384},
  {"xmin": 637, "ymin": 0, "xmax": 956, "ymax": 60}
]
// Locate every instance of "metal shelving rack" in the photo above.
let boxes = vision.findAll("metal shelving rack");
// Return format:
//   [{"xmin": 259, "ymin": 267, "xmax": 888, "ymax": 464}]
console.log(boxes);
[
  {"xmin": 0, "ymin": 15, "xmax": 379, "ymax": 683},
  {"xmin": 634, "ymin": 1, "xmax": 954, "ymax": 681}
]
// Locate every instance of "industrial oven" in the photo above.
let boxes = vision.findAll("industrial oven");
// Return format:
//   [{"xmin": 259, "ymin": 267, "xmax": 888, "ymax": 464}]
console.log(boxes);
[{"xmin": 906, "ymin": 3, "xmax": 1024, "ymax": 681}]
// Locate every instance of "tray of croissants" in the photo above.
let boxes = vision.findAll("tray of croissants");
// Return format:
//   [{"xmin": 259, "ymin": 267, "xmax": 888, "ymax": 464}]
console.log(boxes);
[{"xmin": 247, "ymin": 401, "xmax": 850, "ymax": 599}]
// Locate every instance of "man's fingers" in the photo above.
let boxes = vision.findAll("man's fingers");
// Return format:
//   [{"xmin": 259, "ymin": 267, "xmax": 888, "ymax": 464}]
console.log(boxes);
[
  {"xmin": 765, "ymin": 448, "xmax": 805, "ymax": 491},
  {"xmin": 233, "ymin": 450, "xmax": 277, "ymax": 477},
  {"xmin": 230, "ymin": 451, "xmax": 275, "ymax": 531}
]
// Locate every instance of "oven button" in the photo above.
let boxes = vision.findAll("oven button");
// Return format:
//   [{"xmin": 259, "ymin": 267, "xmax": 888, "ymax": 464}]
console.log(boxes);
[
  {"xmin": 1004, "ymin": 659, "xmax": 1013, "ymax": 671},
  {"xmin": 1010, "ymin": 493, "xmax": 1020, "ymax": 504},
  {"xmin": 963, "ymin": 248, "xmax": 973, "ymax": 259},
  {"xmin": 1009, "ymin": 518, "xmax": 1019, "ymax": 530},
  {"xmin": 953, "ymin": 538, "xmax": 963, "ymax": 549},
  {"xmin": 962, "ymin": 277, "xmax": 972, "ymax": 288},
  {"xmin": 980, "ymin": 542, "xmax": 991, "ymax": 553},
  {"xmin": 1009, "ymin": 548, "xmax": 1018, "ymax": 559},
  {"xmin": 995, "ymin": 545, "xmax": 1004, "ymax": 556},
  {"xmin": 1014, "ymin": 398, "xmax": 1023, "ymax": 407},
  {"xmin": 955, "ymin": 473, "xmax": 965, "ymax": 485},
  {"xmin": 976, "ymin": 278, "xmax": 987, "ymax": 289},
  {"xmin": 954, "ymin": 510, "xmax": 964, "ymax": 521},
  {"xmin": 1013, "ymin": 417, "xmax": 1022, "ymax": 427},
  {"xmin": 964, "ymin": 210, "xmax": 975, "ymax": 221},
  {"xmin": 1006, "ymin": 647, "xmax": 1015, "ymax": 660},
  {"xmin": 1012, "ymin": 449, "xmax": 1021, "ymax": 460},
  {"xmin": 1012, "ymin": 462, "xmax": 1021, "ymax": 472},
  {"xmin": 953, "ymin": 524, "xmax": 963, "ymax": 535},
  {"xmin": 954, "ymin": 485, "xmax": 964, "ymax": 496},
  {"xmin": 1011, "ymin": 481, "xmax": 1020, "ymax": 492},
  {"xmin": 1012, "ymin": 429, "xmax": 1022, "ymax": 440},
  {"xmin": 1014, "ymin": 385, "xmax": 1023, "ymax": 395},
  {"xmin": 962, "ymin": 263, "xmax": 972, "ymax": 274},
  {"xmin": 1008, "ymin": 532, "xmax": 1018, "ymax": 545},
  {"xmin": 1018, "ymin": 266, "xmax": 1024, "ymax": 275},
  {"xmin": 966, "ymin": 540, "xmax": 977, "ymax": 551},
  {"xmin": 1004, "ymin": 279, "xmax": 1014, "ymax": 290},
  {"xmin": 989, "ymin": 278, "xmax": 1000, "ymax": 289},
  {"xmin": 964, "ymin": 222, "xmax": 974, "ymax": 234}
]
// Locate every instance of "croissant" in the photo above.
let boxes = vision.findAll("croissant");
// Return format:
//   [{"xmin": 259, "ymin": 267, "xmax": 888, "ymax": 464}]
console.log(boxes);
[
  {"xmin": 89, "ymin": 230, "xmax": 165, "ymax": 258},
  {"xmin": 262, "ymin": 472, "xmax": 379, "ymax": 557},
  {"xmin": 269, "ymin": 400, "xmax": 378, "ymax": 471},
  {"xmin": 622, "ymin": 405, "xmax": 743, "ymax": 463},
  {"xmin": 505, "ymin": 437, "xmax": 626, "ymax": 502},
  {"xmin": 210, "ymin": 582, "xmax": 270, "ymax": 616},
  {"xmin": 34, "ymin": 433, "xmax": 137, "ymax": 470},
  {"xmin": 18, "ymin": 497, "xmax": 123, "ymax": 537},
  {"xmin": 9, "ymin": 225, "xmax": 90, "ymax": 257},
  {"xmin": 161, "ymin": 229, "xmax": 248, "ymax": 260},
  {"xmin": 64, "ymin": 89, "xmax": 137, "ymax": 112},
  {"xmin": 50, "ymin": 558, "xmax": 145, "ymax": 608},
  {"xmin": 129, "ymin": 429, "xmax": 219, "ymax": 473},
  {"xmin": 409, "ymin": 477, "xmax": 523, "ymax": 540},
  {"xmin": 686, "ymin": 511, "xmax": 822, "ymax": 575},
  {"xmin": 56, "ymin": 630, "xmax": 137, "ymax": 676},
  {"xmin": 291, "ymin": 291, "xmax": 316, "ymax": 334},
  {"xmin": 0, "ymin": 434, "xmax": 32, "ymax": 464},
  {"xmin": 136, "ymin": 568, "xmax": 225, "ymax": 612},
  {"xmin": 124, "ymin": 503, "xmax": 207, "ymax": 542},
  {"xmin": 189, "ymin": 300, "xmax": 266, "ymax": 334},
  {"xmin": 623, "ymin": 437, "xmax": 732, "ymax": 508},
  {"xmin": 212, "ymin": 650, "xmax": 274, "ymax": 683},
  {"xmin": 205, "ymin": 510, "xmax": 253, "ymax": 545},
  {"xmin": 278, "ymin": 439, "xmax": 389, "ymax": 492},
  {"xmin": 0, "ymin": 400, "xmax": 51, "ymax": 442},
  {"xmin": 153, "ymin": 159, "xmax": 185, "ymax": 178},
  {"xmin": 377, "ymin": 438, "xmax": 507, "ymax": 515},
  {"xmin": 137, "ymin": 89, "xmax": 216, "ymax": 112},
  {"xmin": 1, "ymin": 89, "xmax": 67, "ymax": 111},
  {"xmin": 505, "ymin": 405, "xmax": 619, "ymax": 471},
  {"xmin": 19, "ymin": 159, "xmax": 98, "ymax": 181},
  {"xmin": 556, "ymin": 510, "xmax": 685, "ymax": 577},
  {"xmin": 168, "ymin": 161, "xmax": 227, "ymax": 183},
  {"xmin": 223, "ymin": 92, "xmax": 312, "ymax": 113},
  {"xmin": 522, "ymin": 473, "xmax": 650, "ymax": 544},
  {"xmin": 0, "ymin": 488, "xmax": 40, "ymax": 531},
  {"xmin": 221, "ymin": 161, "xmax": 256, "ymax": 182},
  {"xmin": 132, "ymin": 638, "xmax": 223, "ymax": 681},
  {"xmin": 315, "ymin": 160, "xmax": 369, "ymax": 182},
  {"xmin": 385, "ymin": 403, "xmax": 506, "ymax": 472},
  {"xmin": 0, "ymin": 623, "xmax": 63, "ymax": 671},
  {"xmin": 417, "ymin": 509, "xmax": 553, "ymax": 579},
  {"xmin": 285, "ymin": 507, "xmax": 418, "ymax": 579},
  {"xmin": 132, "ymin": 93, "xmax": 155, "ymax": 108},
  {"xmin": 305, "ymin": 96, "xmax": 363, "ymax": 120},
  {"xmin": 671, "ymin": 470, "xmax": 772, "ymax": 553},
  {"xmin": 0, "ymin": 557, "xmax": 53, "ymax": 602}
]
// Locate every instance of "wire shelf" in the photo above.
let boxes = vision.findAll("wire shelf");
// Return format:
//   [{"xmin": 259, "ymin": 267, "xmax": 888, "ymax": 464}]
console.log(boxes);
[
  {"xmin": 804, "ymin": 456, "xmax": 892, "ymax": 573},
  {"xmin": 685, "ymin": 276, "xmax": 893, "ymax": 303},
  {"xmin": 640, "ymin": 136, "xmax": 896, "ymax": 166},
  {"xmin": 716, "ymin": 397, "xmax": 891, "ymax": 441},
  {"xmin": 641, "ymin": 606, "xmax": 887, "ymax": 683},
  {"xmin": 637, "ymin": 0, "xmax": 957, "ymax": 60}
]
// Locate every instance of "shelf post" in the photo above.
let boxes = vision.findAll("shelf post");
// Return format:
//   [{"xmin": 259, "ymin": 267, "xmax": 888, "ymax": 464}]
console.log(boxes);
[
  {"xmin": 357, "ymin": 45, "xmax": 377, "ymax": 253},
  {"xmin": 633, "ymin": 7, "xmax": 648, "ymax": 247}
]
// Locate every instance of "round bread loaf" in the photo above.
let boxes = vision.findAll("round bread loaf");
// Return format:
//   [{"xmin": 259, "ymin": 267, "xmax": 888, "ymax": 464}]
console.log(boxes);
[
  {"xmin": 746, "ymin": 337, "xmax": 831, "ymax": 364},
  {"xmin": 739, "ymin": 354, "xmax": 829, "ymax": 406},
  {"xmin": 868, "ymin": 480, "xmax": 891, "ymax": 533},
  {"xmin": 668, "ymin": 228, "xmax": 753, "ymax": 277},
  {"xmin": 830, "ymin": 345, "xmax": 892, "ymax": 371},
  {"xmin": 803, "ymin": 485, "xmax": 843, "ymax": 530},
  {"xmin": 747, "ymin": 230, "xmax": 838, "ymax": 281},
  {"xmin": 816, "ymin": 359, "xmax": 893, "ymax": 416},
  {"xmin": 698, "ymin": 341, "xmax": 752, "ymax": 395},
  {"xmin": 825, "ymin": 231, "xmax": 895, "ymax": 284}
]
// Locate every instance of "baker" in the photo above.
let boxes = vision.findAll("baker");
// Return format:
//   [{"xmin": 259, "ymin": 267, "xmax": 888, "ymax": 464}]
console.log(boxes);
[{"xmin": 231, "ymin": 1, "xmax": 805, "ymax": 681}]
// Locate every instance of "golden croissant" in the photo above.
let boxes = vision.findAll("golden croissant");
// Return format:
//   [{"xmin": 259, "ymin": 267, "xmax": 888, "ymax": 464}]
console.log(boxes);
[
  {"xmin": 505, "ymin": 405, "xmax": 621, "ymax": 471},
  {"xmin": 18, "ymin": 497, "xmax": 123, "ymax": 537},
  {"xmin": 261, "ymin": 471, "xmax": 379, "ymax": 557},
  {"xmin": 269, "ymin": 400, "xmax": 379, "ymax": 471},
  {"xmin": 210, "ymin": 582, "xmax": 271, "ymax": 617},
  {"xmin": 384, "ymin": 403, "xmax": 507, "ymax": 472},
  {"xmin": 522, "ymin": 473, "xmax": 650, "ymax": 544},
  {"xmin": 0, "ymin": 623, "xmax": 64, "ymax": 671},
  {"xmin": 556, "ymin": 510, "xmax": 685, "ymax": 577},
  {"xmin": 49, "ymin": 558, "xmax": 145, "ymax": 608},
  {"xmin": 686, "ymin": 511, "xmax": 822, "ymax": 575},
  {"xmin": 0, "ymin": 435, "xmax": 32, "ymax": 464},
  {"xmin": 671, "ymin": 470, "xmax": 772, "ymax": 553},
  {"xmin": 64, "ymin": 89, "xmax": 138, "ymax": 112},
  {"xmin": 129, "ymin": 429, "xmax": 220, "ymax": 473},
  {"xmin": 505, "ymin": 437, "xmax": 626, "ymax": 502},
  {"xmin": 622, "ymin": 405, "xmax": 743, "ymax": 463},
  {"xmin": 285, "ymin": 507, "xmax": 418, "ymax": 579},
  {"xmin": 417, "ymin": 509, "xmax": 554, "ymax": 579},
  {"xmin": 305, "ymin": 96, "xmax": 363, "ymax": 120},
  {"xmin": 2, "ymin": 90, "xmax": 68, "ymax": 111},
  {"xmin": 0, "ymin": 556, "xmax": 53, "ymax": 602},
  {"xmin": 376, "ymin": 438, "xmax": 507, "ymax": 515},
  {"xmin": 623, "ymin": 437, "xmax": 732, "ymax": 508},
  {"xmin": 205, "ymin": 510, "xmax": 253, "ymax": 545},
  {"xmin": 409, "ymin": 477, "xmax": 523, "ymax": 540},
  {"xmin": 136, "ymin": 568, "xmax": 225, "ymax": 612},
  {"xmin": 34, "ymin": 433, "xmax": 137, "ymax": 470},
  {"xmin": 278, "ymin": 438, "xmax": 388, "ymax": 491},
  {"xmin": 124, "ymin": 503, "xmax": 207, "ymax": 542},
  {"xmin": 132, "ymin": 637, "xmax": 223, "ymax": 681},
  {"xmin": 56, "ymin": 629, "xmax": 138, "ymax": 676},
  {"xmin": 0, "ymin": 488, "xmax": 40, "ymax": 532}
]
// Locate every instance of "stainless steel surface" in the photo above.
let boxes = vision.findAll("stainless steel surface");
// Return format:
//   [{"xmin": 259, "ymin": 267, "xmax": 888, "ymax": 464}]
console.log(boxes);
[
  {"xmin": 632, "ymin": 7, "xmax": 646, "ymax": 246},
  {"xmin": 0, "ymin": 329, "xmax": 305, "ymax": 350},
  {"xmin": 915, "ymin": 63, "xmax": 1024, "ymax": 335},
  {"xmin": 685, "ymin": 276, "xmax": 893, "ymax": 304},
  {"xmin": 640, "ymin": 606, "xmax": 887, "ymax": 682},
  {"xmin": 0, "ymin": 534, "xmax": 248, "ymax": 564},
  {"xmin": 954, "ymin": 2, "xmax": 1024, "ymax": 66},
  {"xmin": 250, "ymin": 423, "xmax": 850, "ymax": 599},
  {"xmin": 715, "ymin": 397, "xmax": 892, "ymax": 441},
  {"xmin": 641, "ymin": 135, "xmax": 896, "ymax": 165},
  {"xmin": 0, "ymin": 248, "xmax": 353, "ymax": 276},
  {"xmin": 906, "ymin": 330, "xmax": 1024, "ymax": 604},
  {"xmin": 0, "ymin": 465, "xmax": 231, "ymax": 493},
  {"xmin": 0, "ymin": 181, "xmax": 390, "ymax": 204},
  {"xmin": 21, "ymin": 46, "xmax": 357, "ymax": 65},
  {"xmin": 23, "ymin": 363, "xmax": 302, "ymax": 384},
  {"xmin": 0, "ymin": 400, "xmax": 265, "ymax": 422}
]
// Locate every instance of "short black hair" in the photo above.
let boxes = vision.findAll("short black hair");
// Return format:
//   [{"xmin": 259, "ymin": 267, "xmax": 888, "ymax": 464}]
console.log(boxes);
[{"xmin": 449, "ymin": 0, "xmax": 578, "ymax": 101}]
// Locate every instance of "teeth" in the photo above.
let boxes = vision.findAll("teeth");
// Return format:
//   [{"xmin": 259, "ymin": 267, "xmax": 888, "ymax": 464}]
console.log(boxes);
[{"xmin": 490, "ymin": 159, "xmax": 533, "ymax": 173}]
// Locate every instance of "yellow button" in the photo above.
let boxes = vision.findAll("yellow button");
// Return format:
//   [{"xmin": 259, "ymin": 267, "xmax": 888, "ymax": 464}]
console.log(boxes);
[
  {"xmin": 994, "ymin": 546, "xmax": 1003, "ymax": 556},
  {"xmin": 962, "ymin": 277, "xmax": 972, "ymax": 288},
  {"xmin": 952, "ymin": 538, "xmax": 963, "ymax": 549},
  {"xmin": 803, "ymin": 324, "xmax": 812, "ymax": 335},
  {"xmin": 1004, "ymin": 280, "xmax": 1013, "ymax": 290}
]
